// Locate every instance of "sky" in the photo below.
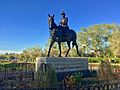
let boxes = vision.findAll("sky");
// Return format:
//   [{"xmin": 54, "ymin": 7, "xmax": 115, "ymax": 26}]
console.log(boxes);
[{"xmin": 0, "ymin": 0, "xmax": 120, "ymax": 53}]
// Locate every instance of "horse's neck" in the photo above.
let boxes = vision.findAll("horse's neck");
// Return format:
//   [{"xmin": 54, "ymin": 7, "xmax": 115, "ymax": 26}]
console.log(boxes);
[{"xmin": 52, "ymin": 21, "xmax": 57, "ymax": 28}]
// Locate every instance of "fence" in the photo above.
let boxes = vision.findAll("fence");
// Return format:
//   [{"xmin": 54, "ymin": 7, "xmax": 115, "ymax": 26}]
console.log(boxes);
[{"xmin": 0, "ymin": 62, "xmax": 120, "ymax": 90}]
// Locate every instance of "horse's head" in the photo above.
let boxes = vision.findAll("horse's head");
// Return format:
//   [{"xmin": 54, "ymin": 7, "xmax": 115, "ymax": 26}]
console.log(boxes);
[
  {"xmin": 48, "ymin": 14, "xmax": 57, "ymax": 30},
  {"xmin": 48, "ymin": 14, "xmax": 58, "ymax": 38}
]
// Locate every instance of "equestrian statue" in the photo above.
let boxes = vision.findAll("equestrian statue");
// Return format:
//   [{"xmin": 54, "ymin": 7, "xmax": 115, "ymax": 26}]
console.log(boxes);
[{"xmin": 47, "ymin": 10, "xmax": 81, "ymax": 57}]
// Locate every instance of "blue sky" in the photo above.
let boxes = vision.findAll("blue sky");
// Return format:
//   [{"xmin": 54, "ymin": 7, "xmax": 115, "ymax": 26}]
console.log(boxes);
[{"xmin": 0, "ymin": 0, "xmax": 120, "ymax": 53}]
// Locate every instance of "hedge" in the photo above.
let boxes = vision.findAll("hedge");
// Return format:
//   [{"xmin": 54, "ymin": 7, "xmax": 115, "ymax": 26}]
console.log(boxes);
[{"xmin": 88, "ymin": 57, "xmax": 120, "ymax": 63}]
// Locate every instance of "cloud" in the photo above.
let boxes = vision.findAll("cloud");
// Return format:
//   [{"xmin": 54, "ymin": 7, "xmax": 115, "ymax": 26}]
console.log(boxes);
[{"xmin": 0, "ymin": 50, "xmax": 22, "ymax": 54}]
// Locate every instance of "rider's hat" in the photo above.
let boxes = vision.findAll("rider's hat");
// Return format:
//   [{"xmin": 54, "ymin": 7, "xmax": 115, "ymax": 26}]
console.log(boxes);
[{"xmin": 61, "ymin": 10, "xmax": 65, "ymax": 16}]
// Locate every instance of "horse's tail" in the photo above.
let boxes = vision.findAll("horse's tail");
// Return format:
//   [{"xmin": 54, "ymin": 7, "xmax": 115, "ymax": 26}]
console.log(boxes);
[
  {"xmin": 72, "ymin": 41, "xmax": 75, "ymax": 48},
  {"xmin": 72, "ymin": 39, "xmax": 77, "ymax": 48},
  {"xmin": 70, "ymin": 29, "xmax": 81, "ymax": 56},
  {"xmin": 71, "ymin": 30, "xmax": 77, "ymax": 48}
]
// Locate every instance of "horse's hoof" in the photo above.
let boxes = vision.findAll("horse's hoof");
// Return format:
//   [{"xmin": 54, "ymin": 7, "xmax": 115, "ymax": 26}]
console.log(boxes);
[
  {"xmin": 78, "ymin": 54, "xmax": 81, "ymax": 57},
  {"xmin": 59, "ymin": 55, "xmax": 61, "ymax": 57},
  {"xmin": 65, "ymin": 55, "xmax": 68, "ymax": 57}
]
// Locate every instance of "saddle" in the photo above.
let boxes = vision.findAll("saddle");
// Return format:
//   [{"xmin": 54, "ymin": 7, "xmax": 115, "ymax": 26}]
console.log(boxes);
[
  {"xmin": 61, "ymin": 27, "xmax": 69, "ymax": 40},
  {"xmin": 57, "ymin": 25, "xmax": 70, "ymax": 40}
]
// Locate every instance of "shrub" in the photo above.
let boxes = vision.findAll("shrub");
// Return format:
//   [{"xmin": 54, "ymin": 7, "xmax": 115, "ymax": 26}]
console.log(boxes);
[
  {"xmin": 111, "ymin": 58, "xmax": 120, "ymax": 63},
  {"xmin": 88, "ymin": 58, "xmax": 102, "ymax": 63}
]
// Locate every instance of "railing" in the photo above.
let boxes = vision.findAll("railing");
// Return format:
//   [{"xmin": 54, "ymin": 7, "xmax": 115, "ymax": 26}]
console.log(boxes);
[{"xmin": 0, "ymin": 63, "xmax": 120, "ymax": 90}]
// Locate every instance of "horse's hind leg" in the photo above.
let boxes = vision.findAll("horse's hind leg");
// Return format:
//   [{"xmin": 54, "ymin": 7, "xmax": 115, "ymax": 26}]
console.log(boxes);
[
  {"xmin": 47, "ymin": 40, "xmax": 55, "ymax": 57},
  {"xmin": 65, "ymin": 42, "xmax": 71, "ymax": 57},
  {"xmin": 74, "ymin": 41, "xmax": 81, "ymax": 56}
]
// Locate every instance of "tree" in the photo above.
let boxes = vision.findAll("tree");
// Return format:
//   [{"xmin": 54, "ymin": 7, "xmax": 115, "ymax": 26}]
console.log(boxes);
[
  {"xmin": 0, "ymin": 54, "xmax": 6, "ymax": 60},
  {"xmin": 20, "ymin": 46, "xmax": 44, "ymax": 62},
  {"xmin": 109, "ymin": 26, "xmax": 120, "ymax": 57},
  {"xmin": 78, "ymin": 24, "xmax": 115, "ymax": 57}
]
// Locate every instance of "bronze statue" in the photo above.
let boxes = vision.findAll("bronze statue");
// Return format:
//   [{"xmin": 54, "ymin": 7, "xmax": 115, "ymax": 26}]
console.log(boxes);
[
  {"xmin": 47, "ymin": 14, "xmax": 81, "ymax": 57},
  {"xmin": 59, "ymin": 10, "xmax": 69, "ymax": 38}
]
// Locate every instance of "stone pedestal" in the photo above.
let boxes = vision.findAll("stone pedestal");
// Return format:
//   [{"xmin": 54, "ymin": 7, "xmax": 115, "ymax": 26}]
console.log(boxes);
[
  {"xmin": 36, "ymin": 57, "xmax": 89, "ymax": 80},
  {"xmin": 36, "ymin": 57, "xmax": 88, "ymax": 72}
]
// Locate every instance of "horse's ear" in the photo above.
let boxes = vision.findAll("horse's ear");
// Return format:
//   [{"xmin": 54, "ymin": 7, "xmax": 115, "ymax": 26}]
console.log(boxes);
[
  {"xmin": 53, "ymin": 14, "xmax": 55, "ymax": 18},
  {"xmin": 48, "ymin": 14, "xmax": 50, "ymax": 17}
]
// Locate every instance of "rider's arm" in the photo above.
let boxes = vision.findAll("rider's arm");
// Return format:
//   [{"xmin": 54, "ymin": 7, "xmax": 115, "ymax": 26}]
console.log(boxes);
[
  {"xmin": 66, "ymin": 17, "xmax": 68, "ymax": 23},
  {"xmin": 60, "ymin": 19, "xmax": 62, "ymax": 25}
]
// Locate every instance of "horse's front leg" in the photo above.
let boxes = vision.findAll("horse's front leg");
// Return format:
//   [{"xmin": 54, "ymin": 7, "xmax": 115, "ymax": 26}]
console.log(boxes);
[
  {"xmin": 58, "ymin": 42, "xmax": 61, "ymax": 57},
  {"xmin": 65, "ymin": 42, "xmax": 71, "ymax": 57},
  {"xmin": 47, "ymin": 40, "xmax": 55, "ymax": 57}
]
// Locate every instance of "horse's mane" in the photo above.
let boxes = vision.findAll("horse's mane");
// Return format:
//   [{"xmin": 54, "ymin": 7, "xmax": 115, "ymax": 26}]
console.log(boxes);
[{"xmin": 52, "ymin": 19, "xmax": 58, "ymax": 29}]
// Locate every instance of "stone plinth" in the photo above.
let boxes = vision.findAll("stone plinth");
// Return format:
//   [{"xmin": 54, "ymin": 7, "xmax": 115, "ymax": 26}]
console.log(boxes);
[{"xmin": 36, "ymin": 57, "xmax": 88, "ymax": 73}]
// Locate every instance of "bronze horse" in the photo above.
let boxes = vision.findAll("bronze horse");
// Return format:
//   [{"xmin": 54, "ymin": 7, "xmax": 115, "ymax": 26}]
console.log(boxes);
[{"xmin": 47, "ymin": 14, "xmax": 81, "ymax": 57}]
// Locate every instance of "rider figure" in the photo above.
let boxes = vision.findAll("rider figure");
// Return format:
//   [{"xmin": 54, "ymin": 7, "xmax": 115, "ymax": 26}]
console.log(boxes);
[{"xmin": 60, "ymin": 10, "xmax": 69, "ymax": 37}]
